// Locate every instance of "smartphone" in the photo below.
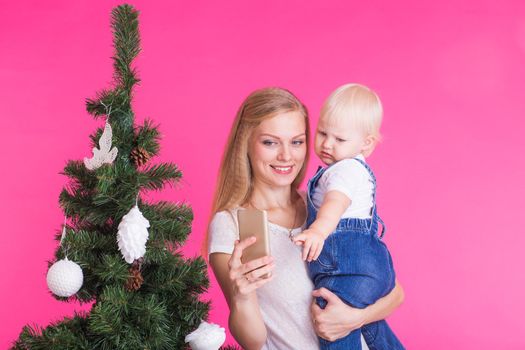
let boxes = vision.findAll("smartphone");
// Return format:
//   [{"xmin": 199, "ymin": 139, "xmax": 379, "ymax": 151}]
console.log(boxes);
[{"xmin": 237, "ymin": 208, "xmax": 271, "ymax": 278}]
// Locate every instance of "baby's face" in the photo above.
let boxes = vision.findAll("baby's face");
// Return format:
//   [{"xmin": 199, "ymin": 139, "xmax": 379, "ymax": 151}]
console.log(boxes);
[{"xmin": 314, "ymin": 116, "xmax": 368, "ymax": 165}]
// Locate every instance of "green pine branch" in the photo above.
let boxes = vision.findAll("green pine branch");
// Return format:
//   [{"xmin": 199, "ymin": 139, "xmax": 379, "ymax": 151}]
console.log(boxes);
[
  {"xmin": 62, "ymin": 161, "xmax": 97, "ymax": 190},
  {"xmin": 143, "ymin": 254, "xmax": 209, "ymax": 296},
  {"xmin": 92, "ymin": 255, "xmax": 129, "ymax": 285},
  {"xmin": 110, "ymin": 4, "xmax": 140, "ymax": 93},
  {"xmin": 11, "ymin": 313, "xmax": 90, "ymax": 350},
  {"xmin": 85, "ymin": 5, "xmax": 140, "ymax": 119},
  {"xmin": 135, "ymin": 118, "xmax": 161, "ymax": 157},
  {"xmin": 141, "ymin": 201, "xmax": 193, "ymax": 243},
  {"xmin": 138, "ymin": 163, "xmax": 182, "ymax": 191}
]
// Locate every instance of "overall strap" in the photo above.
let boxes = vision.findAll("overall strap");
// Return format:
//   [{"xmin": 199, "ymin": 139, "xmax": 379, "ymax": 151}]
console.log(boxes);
[
  {"xmin": 351, "ymin": 157, "xmax": 386, "ymax": 239},
  {"xmin": 351, "ymin": 157, "xmax": 377, "ymax": 188},
  {"xmin": 309, "ymin": 165, "xmax": 328, "ymax": 190}
]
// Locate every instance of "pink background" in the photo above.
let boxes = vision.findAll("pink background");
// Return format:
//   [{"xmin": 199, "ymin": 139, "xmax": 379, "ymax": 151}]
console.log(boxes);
[{"xmin": 2, "ymin": 0, "xmax": 525, "ymax": 348}]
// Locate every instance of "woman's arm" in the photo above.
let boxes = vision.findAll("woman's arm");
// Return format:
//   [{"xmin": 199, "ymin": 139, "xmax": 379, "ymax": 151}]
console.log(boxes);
[
  {"xmin": 310, "ymin": 279, "xmax": 404, "ymax": 341},
  {"xmin": 209, "ymin": 237, "xmax": 275, "ymax": 350}
]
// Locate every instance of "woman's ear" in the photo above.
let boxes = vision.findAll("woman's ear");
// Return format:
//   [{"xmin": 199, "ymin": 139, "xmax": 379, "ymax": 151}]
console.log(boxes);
[{"xmin": 361, "ymin": 135, "xmax": 378, "ymax": 157}]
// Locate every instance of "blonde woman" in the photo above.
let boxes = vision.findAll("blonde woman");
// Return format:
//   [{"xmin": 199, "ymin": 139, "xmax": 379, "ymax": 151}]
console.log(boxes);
[{"xmin": 205, "ymin": 87, "xmax": 404, "ymax": 350}]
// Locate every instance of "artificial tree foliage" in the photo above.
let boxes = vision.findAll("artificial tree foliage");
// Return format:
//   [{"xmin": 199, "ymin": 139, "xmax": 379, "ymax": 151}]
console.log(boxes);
[{"xmin": 11, "ymin": 5, "xmax": 228, "ymax": 349}]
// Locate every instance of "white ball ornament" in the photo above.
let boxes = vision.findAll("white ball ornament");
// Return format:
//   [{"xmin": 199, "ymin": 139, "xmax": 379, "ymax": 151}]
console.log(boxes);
[
  {"xmin": 185, "ymin": 321, "xmax": 226, "ymax": 350},
  {"xmin": 117, "ymin": 205, "xmax": 150, "ymax": 264},
  {"xmin": 46, "ymin": 258, "xmax": 84, "ymax": 297}
]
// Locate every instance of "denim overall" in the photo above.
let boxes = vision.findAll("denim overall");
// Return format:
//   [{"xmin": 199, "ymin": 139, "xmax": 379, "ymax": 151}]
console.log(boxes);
[{"xmin": 307, "ymin": 158, "xmax": 404, "ymax": 350}]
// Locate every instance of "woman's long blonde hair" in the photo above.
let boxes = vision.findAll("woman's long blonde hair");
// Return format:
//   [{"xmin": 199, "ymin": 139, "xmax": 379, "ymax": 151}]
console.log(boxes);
[{"xmin": 203, "ymin": 87, "xmax": 310, "ymax": 256}]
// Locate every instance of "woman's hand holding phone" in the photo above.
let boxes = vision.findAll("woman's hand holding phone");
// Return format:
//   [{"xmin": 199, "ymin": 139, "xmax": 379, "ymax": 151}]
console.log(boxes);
[{"xmin": 228, "ymin": 237, "xmax": 274, "ymax": 300}]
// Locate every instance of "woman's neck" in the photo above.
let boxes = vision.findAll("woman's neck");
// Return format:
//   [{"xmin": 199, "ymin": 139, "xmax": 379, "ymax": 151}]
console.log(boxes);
[
  {"xmin": 247, "ymin": 180, "xmax": 305, "ymax": 229},
  {"xmin": 249, "ymin": 182, "xmax": 295, "ymax": 210}
]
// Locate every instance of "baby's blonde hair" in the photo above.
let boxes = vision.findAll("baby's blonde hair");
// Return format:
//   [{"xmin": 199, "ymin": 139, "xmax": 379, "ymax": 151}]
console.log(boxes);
[{"xmin": 320, "ymin": 83, "xmax": 383, "ymax": 140}]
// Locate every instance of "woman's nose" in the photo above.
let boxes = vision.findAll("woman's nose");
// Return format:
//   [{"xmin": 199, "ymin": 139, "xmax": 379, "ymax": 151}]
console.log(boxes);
[{"xmin": 277, "ymin": 145, "xmax": 292, "ymax": 161}]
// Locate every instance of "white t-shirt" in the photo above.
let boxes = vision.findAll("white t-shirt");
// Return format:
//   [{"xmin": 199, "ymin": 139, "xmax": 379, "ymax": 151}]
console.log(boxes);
[
  {"xmin": 208, "ymin": 207, "xmax": 370, "ymax": 350},
  {"xmin": 311, "ymin": 154, "xmax": 374, "ymax": 219}
]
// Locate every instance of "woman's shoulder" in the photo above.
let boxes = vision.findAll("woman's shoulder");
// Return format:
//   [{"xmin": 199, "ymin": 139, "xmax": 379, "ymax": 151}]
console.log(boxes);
[
  {"xmin": 208, "ymin": 208, "xmax": 241, "ymax": 255},
  {"xmin": 210, "ymin": 208, "xmax": 240, "ymax": 232},
  {"xmin": 211, "ymin": 208, "xmax": 239, "ymax": 220}
]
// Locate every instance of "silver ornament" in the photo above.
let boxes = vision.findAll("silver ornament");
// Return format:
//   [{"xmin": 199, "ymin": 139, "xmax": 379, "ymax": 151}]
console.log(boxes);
[{"xmin": 46, "ymin": 258, "xmax": 84, "ymax": 297}]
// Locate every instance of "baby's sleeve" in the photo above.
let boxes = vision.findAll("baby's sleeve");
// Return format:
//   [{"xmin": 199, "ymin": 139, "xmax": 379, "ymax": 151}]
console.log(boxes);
[
  {"xmin": 208, "ymin": 210, "xmax": 239, "ymax": 256},
  {"xmin": 322, "ymin": 159, "xmax": 367, "ymax": 201}
]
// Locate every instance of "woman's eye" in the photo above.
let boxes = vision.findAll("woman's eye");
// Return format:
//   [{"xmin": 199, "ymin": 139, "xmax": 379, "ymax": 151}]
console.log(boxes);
[
  {"xmin": 292, "ymin": 140, "xmax": 305, "ymax": 146},
  {"xmin": 263, "ymin": 140, "xmax": 277, "ymax": 146},
  {"xmin": 318, "ymin": 131, "xmax": 327, "ymax": 136},
  {"xmin": 336, "ymin": 138, "xmax": 346, "ymax": 142}
]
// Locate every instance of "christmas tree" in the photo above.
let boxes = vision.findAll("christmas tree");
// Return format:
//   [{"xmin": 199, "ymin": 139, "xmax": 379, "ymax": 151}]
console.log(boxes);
[{"xmin": 11, "ymin": 5, "xmax": 226, "ymax": 349}]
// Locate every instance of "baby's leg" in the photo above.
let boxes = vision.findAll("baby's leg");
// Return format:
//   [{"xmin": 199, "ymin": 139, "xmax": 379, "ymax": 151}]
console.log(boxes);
[
  {"xmin": 309, "ymin": 232, "xmax": 400, "ymax": 349},
  {"xmin": 308, "ymin": 247, "xmax": 363, "ymax": 350},
  {"xmin": 362, "ymin": 320, "xmax": 405, "ymax": 350},
  {"xmin": 318, "ymin": 327, "xmax": 362, "ymax": 350},
  {"xmin": 324, "ymin": 233, "xmax": 402, "ymax": 349},
  {"xmin": 328, "ymin": 235, "xmax": 396, "ymax": 308}
]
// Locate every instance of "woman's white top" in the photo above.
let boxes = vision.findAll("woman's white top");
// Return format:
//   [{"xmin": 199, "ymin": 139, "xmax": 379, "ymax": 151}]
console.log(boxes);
[
  {"xmin": 311, "ymin": 154, "xmax": 374, "ymax": 219},
  {"xmin": 208, "ymin": 207, "xmax": 369, "ymax": 350}
]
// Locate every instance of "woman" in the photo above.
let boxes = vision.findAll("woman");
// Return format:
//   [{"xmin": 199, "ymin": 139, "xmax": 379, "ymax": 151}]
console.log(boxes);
[{"xmin": 205, "ymin": 87, "xmax": 404, "ymax": 349}]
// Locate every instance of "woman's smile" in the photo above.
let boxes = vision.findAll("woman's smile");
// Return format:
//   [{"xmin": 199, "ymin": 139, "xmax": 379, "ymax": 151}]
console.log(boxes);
[{"xmin": 270, "ymin": 164, "xmax": 294, "ymax": 175}]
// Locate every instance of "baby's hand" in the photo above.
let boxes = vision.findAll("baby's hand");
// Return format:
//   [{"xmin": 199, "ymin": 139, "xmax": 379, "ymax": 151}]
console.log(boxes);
[{"xmin": 292, "ymin": 229, "xmax": 326, "ymax": 262}]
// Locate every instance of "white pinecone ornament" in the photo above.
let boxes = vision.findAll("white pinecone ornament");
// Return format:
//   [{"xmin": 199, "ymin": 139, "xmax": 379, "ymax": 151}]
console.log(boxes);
[
  {"xmin": 117, "ymin": 205, "xmax": 150, "ymax": 264},
  {"xmin": 185, "ymin": 321, "xmax": 226, "ymax": 350},
  {"xmin": 46, "ymin": 258, "xmax": 84, "ymax": 297}
]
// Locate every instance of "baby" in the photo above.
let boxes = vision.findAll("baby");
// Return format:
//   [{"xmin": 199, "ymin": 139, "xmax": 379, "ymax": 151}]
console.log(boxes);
[{"xmin": 293, "ymin": 84, "xmax": 404, "ymax": 350}]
